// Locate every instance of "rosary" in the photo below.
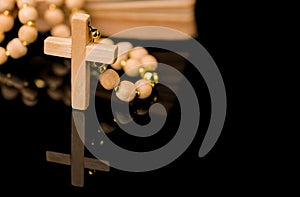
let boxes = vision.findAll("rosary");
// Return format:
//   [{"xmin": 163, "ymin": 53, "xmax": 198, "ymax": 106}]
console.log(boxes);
[
  {"xmin": 0, "ymin": 0, "xmax": 86, "ymax": 65},
  {"xmin": 0, "ymin": 0, "xmax": 158, "ymax": 106}
]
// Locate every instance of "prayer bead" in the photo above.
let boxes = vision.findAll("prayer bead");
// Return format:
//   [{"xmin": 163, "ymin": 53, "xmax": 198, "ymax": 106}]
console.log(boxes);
[
  {"xmin": 135, "ymin": 79, "xmax": 152, "ymax": 99},
  {"xmin": 18, "ymin": 6, "xmax": 38, "ymax": 24},
  {"xmin": 99, "ymin": 69, "xmax": 120, "ymax": 90},
  {"xmin": 0, "ymin": 14, "xmax": 14, "ymax": 32},
  {"xmin": 44, "ymin": 8, "xmax": 65, "ymax": 26},
  {"xmin": 0, "ymin": 0, "xmax": 15, "ymax": 12},
  {"xmin": 123, "ymin": 58, "xmax": 141, "ymax": 77},
  {"xmin": 6, "ymin": 38, "xmax": 27, "ymax": 59},
  {"xmin": 141, "ymin": 54, "xmax": 158, "ymax": 71},
  {"xmin": 129, "ymin": 47, "xmax": 148, "ymax": 59},
  {"xmin": 116, "ymin": 80, "xmax": 136, "ymax": 102},
  {"xmin": 18, "ymin": 25, "xmax": 38, "ymax": 44},
  {"xmin": 0, "ymin": 47, "xmax": 8, "ymax": 65},
  {"xmin": 51, "ymin": 24, "xmax": 70, "ymax": 38}
]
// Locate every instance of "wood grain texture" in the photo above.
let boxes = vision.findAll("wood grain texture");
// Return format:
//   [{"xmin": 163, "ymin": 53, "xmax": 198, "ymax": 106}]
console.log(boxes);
[
  {"xmin": 46, "ymin": 151, "xmax": 110, "ymax": 172},
  {"xmin": 71, "ymin": 14, "xmax": 91, "ymax": 110},
  {"xmin": 85, "ymin": 0, "xmax": 196, "ymax": 11},
  {"xmin": 44, "ymin": 37, "xmax": 117, "ymax": 64},
  {"xmin": 71, "ymin": 111, "xmax": 85, "ymax": 187},
  {"xmin": 83, "ymin": 0, "xmax": 197, "ymax": 38}
]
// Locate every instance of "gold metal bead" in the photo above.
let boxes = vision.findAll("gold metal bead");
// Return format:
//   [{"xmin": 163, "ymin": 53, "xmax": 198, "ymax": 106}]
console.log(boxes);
[
  {"xmin": 34, "ymin": 79, "xmax": 46, "ymax": 88},
  {"xmin": 23, "ymin": 81, "xmax": 29, "ymax": 87},
  {"xmin": 89, "ymin": 27, "xmax": 101, "ymax": 42},
  {"xmin": 3, "ymin": 10, "xmax": 10, "ymax": 16},
  {"xmin": 114, "ymin": 84, "xmax": 120, "ymax": 92},
  {"xmin": 27, "ymin": 21, "xmax": 35, "ymax": 27},
  {"xmin": 153, "ymin": 72, "xmax": 159, "ymax": 84},
  {"xmin": 136, "ymin": 89, "xmax": 141, "ymax": 97},
  {"xmin": 151, "ymin": 81, "xmax": 155, "ymax": 88},
  {"xmin": 5, "ymin": 51, "xmax": 10, "ymax": 56},
  {"xmin": 143, "ymin": 72, "xmax": 153, "ymax": 81},
  {"xmin": 49, "ymin": 4, "xmax": 57, "ymax": 10},
  {"xmin": 88, "ymin": 170, "xmax": 95, "ymax": 175},
  {"xmin": 91, "ymin": 62, "xmax": 107, "ymax": 73},
  {"xmin": 71, "ymin": 8, "xmax": 79, "ymax": 13},
  {"xmin": 139, "ymin": 67, "xmax": 146, "ymax": 78},
  {"xmin": 23, "ymin": 3, "xmax": 29, "ymax": 8},
  {"xmin": 22, "ymin": 40, "xmax": 28, "ymax": 46},
  {"xmin": 6, "ymin": 73, "xmax": 12, "ymax": 78},
  {"xmin": 120, "ymin": 60, "xmax": 127, "ymax": 67},
  {"xmin": 98, "ymin": 63, "xmax": 107, "ymax": 73},
  {"xmin": 143, "ymin": 72, "xmax": 159, "ymax": 85}
]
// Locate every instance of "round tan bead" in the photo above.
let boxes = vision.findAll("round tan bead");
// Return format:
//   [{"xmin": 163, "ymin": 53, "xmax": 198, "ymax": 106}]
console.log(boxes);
[
  {"xmin": 117, "ymin": 42, "xmax": 133, "ymax": 56},
  {"xmin": 129, "ymin": 47, "xmax": 148, "ymax": 59},
  {"xmin": 47, "ymin": 0, "xmax": 64, "ymax": 6},
  {"xmin": 0, "ymin": 32, "xmax": 5, "ymax": 43},
  {"xmin": 0, "ymin": 47, "xmax": 8, "ymax": 65},
  {"xmin": 35, "ymin": 18, "xmax": 51, "ymax": 33},
  {"xmin": 123, "ymin": 58, "xmax": 141, "ymax": 77},
  {"xmin": 111, "ymin": 53, "xmax": 127, "ymax": 70},
  {"xmin": 99, "ymin": 69, "xmax": 120, "ymax": 90},
  {"xmin": 0, "ymin": 14, "xmax": 14, "ymax": 32},
  {"xmin": 99, "ymin": 38, "xmax": 114, "ymax": 45},
  {"xmin": 115, "ymin": 80, "xmax": 136, "ymax": 102},
  {"xmin": 65, "ymin": 0, "xmax": 85, "ymax": 9},
  {"xmin": 6, "ymin": 38, "xmax": 27, "ymax": 59},
  {"xmin": 18, "ymin": 25, "xmax": 38, "ymax": 44},
  {"xmin": 111, "ymin": 42, "xmax": 133, "ymax": 70},
  {"xmin": 51, "ymin": 24, "xmax": 70, "ymax": 38},
  {"xmin": 17, "ymin": 0, "xmax": 36, "ymax": 8},
  {"xmin": 141, "ymin": 54, "xmax": 158, "ymax": 71},
  {"xmin": 44, "ymin": 8, "xmax": 65, "ymax": 26},
  {"xmin": 0, "ymin": 0, "xmax": 15, "ymax": 12},
  {"xmin": 135, "ymin": 79, "xmax": 152, "ymax": 99},
  {"xmin": 18, "ymin": 6, "xmax": 38, "ymax": 24}
]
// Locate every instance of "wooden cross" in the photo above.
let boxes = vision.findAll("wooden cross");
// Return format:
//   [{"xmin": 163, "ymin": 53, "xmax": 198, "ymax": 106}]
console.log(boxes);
[
  {"xmin": 43, "ymin": 13, "xmax": 117, "ymax": 187},
  {"xmin": 44, "ymin": 13, "xmax": 117, "ymax": 110}
]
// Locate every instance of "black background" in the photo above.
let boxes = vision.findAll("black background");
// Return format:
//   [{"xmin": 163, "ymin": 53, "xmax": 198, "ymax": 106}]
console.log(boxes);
[{"xmin": 0, "ymin": 0, "xmax": 263, "ymax": 194}]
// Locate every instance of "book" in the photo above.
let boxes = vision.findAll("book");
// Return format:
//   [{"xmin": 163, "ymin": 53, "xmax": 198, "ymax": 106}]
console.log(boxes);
[{"xmin": 84, "ymin": 0, "xmax": 197, "ymax": 40}]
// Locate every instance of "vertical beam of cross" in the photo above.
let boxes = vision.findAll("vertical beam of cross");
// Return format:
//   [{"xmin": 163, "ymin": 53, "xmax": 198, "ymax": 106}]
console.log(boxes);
[
  {"xmin": 71, "ymin": 14, "xmax": 90, "ymax": 110},
  {"xmin": 44, "ymin": 13, "xmax": 117, "ymax": 187},
  {"xmin": 44, "ymin": 13, "xmax": 117, "ymax": 110}
]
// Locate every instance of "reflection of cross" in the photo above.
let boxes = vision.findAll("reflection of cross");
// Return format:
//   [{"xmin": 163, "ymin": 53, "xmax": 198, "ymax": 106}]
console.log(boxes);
[
  {"xmin": 46, "ymin": 111, "xmax": 110, "ymax": 187},
  {"xmin": 43, "ymin": 13, "xmax": 117, "ymax": 187}
]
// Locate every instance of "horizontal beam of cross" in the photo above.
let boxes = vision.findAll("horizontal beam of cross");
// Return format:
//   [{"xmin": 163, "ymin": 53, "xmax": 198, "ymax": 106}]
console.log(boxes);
[
  {"xmin": 44, "ymin": 37, "xmax": 117, "ymax": 64},
  {"xmin": 46, "ymin": 151, "xmax": 110, "ymax": 172}
]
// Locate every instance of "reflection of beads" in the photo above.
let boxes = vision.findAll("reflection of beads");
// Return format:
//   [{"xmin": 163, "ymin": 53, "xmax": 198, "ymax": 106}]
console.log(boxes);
[
  {"xmin": 0, "ymin": 0, "xmax": 38, "ymax": 65},
  {"xmin": 0, "ymin": 72, "xmax": 38, "ymax": 106},
  {"xmin": 0, "ymin": 58, "xmax": 71, "ymax": 106},
  {"xmin": 96, "ymin": 39, "xmax": 158, "ymax": 103}
]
